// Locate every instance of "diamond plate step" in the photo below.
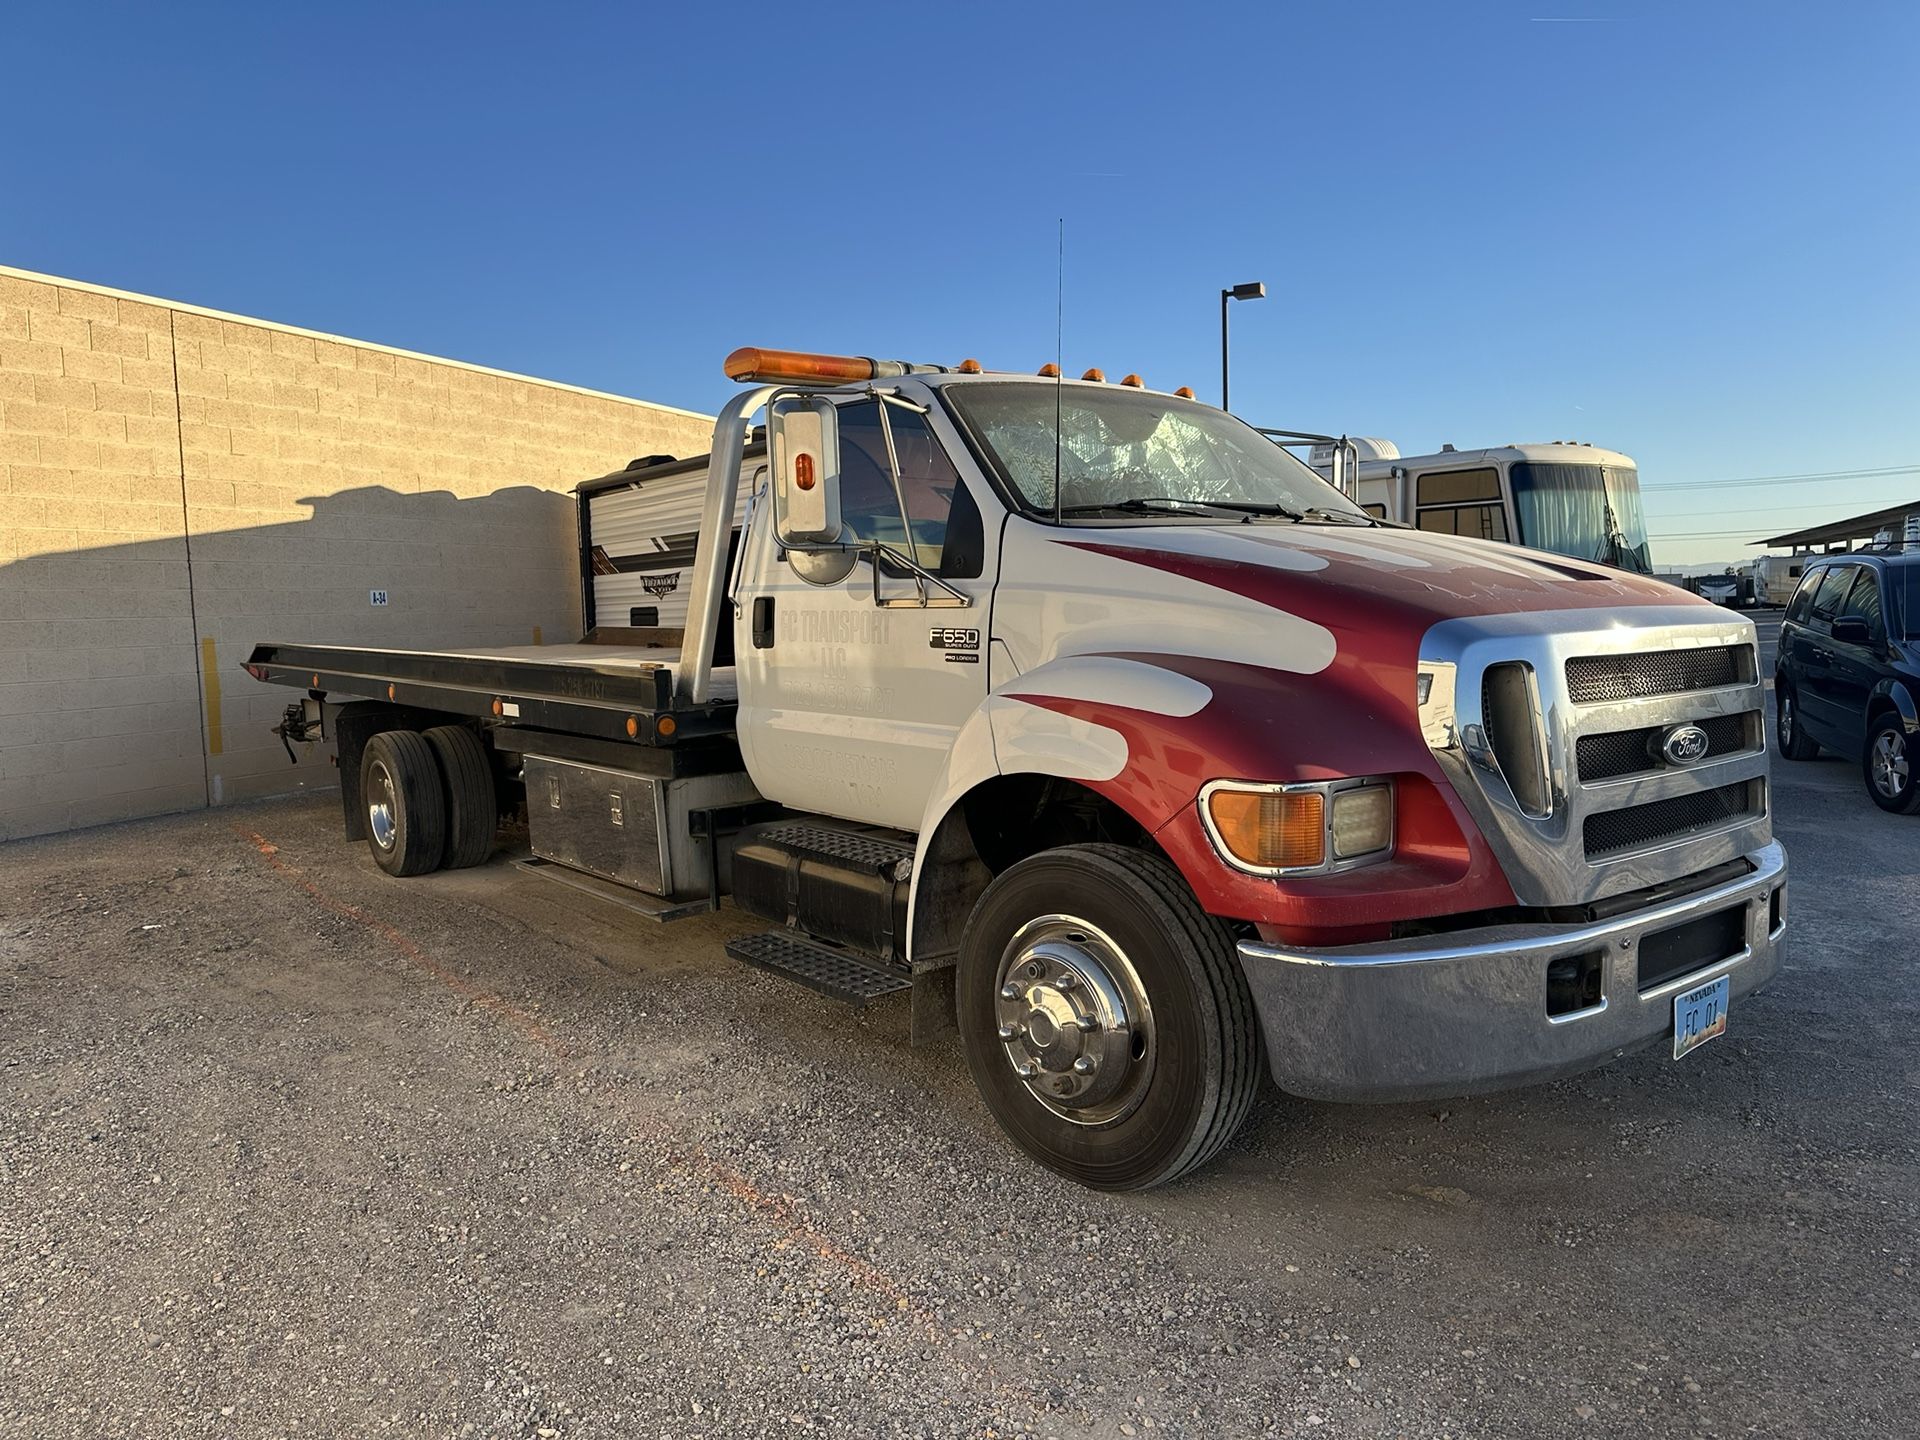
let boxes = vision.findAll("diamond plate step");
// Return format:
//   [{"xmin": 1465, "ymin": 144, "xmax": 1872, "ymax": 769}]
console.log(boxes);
[
  {"xmin": 725, "ymin": 930, "xmax": 912, "ymax": 1006},
  {"xmin": 741, "ymin": 822, "xmax": 916, "ymax": 879}
]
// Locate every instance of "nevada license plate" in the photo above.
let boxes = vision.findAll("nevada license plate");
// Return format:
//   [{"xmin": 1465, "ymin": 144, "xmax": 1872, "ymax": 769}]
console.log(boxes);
[{"xmin": 1673, "ymin": 974, "xmax": 1730, "ymax": 1060}]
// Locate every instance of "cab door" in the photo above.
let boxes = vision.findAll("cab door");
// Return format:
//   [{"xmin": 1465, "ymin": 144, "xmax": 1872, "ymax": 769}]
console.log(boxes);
[{"xmin": 732, "ymin": 392, "xmax": 995, "ymax": 832}]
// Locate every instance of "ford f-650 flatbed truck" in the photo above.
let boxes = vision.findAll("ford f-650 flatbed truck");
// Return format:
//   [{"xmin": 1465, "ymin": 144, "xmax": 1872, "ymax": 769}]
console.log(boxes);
[{"xmin": 245, "ymin": 346, "xmax": 1787, "ymax": 1190}]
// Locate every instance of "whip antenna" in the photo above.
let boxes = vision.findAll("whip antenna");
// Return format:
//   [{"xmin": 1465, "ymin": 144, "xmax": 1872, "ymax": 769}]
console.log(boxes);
[{"xmin": 1054, "ymin": 217, "xmax": 1064, "ymax": 526}]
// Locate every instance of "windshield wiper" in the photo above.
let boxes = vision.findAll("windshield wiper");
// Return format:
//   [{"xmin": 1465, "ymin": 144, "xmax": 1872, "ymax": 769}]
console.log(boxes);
[
  {"xmin": 1059, "ymin": 496, "xmax": 1249, "ymax": 517},
  {"xmin": 1297, "ymin": 506, "xmax": 1379, "ymax": 527}
]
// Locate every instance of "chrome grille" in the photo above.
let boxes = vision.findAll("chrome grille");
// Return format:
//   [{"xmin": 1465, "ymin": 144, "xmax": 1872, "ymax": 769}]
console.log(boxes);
[
  {"xmin": 1418, "ymin": 609, "xmax": 1772, "ymax": 906},
  {"xmin": 1565, "ymin": 646, "xmax": 1747, "ymax": 703},
  {"xmin": 1576, "ymin": 713, "xmax": 1753, "ymax": 782},
  {"xmin": 1583, "ymin": 781, "xmax": 1760, "ymax": 859}
]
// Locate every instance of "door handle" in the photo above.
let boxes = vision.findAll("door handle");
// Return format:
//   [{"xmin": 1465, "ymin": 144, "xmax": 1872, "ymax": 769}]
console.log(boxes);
[{"xmin": 751, "ymin": 596, "xmax": 775, "ymax": 649}]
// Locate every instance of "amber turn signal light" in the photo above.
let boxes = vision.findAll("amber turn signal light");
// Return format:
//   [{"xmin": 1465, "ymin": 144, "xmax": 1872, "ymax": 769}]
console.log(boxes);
[{"xmin": 1205, "ymin": 789, "xmax": 1326, "ymax": 871}]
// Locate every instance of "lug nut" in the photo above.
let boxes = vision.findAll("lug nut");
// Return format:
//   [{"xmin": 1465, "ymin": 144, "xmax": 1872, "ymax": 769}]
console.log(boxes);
[
  {"xmin": 1054, "ymin": 973, "xmax": 1075, "ymax": 990},
  {"xmin": 997, "ymin": 1023, "xmax": 1024, "ymax": 1041},
  {"xmin": 1014, "ymin": 1060, "xmax": 1039, "ymax": 1078},
  {"xmin": 1000, "ymin": 983, "xmax": 1022, "ymax": 1000},
  {"xmin": 1072, "ymin": 1057, "xmax": 1095, "ymax": 1075},
  {"xmin": 1077, "ymin": 1016, "xmax": 1100, "ymax": 1032}
]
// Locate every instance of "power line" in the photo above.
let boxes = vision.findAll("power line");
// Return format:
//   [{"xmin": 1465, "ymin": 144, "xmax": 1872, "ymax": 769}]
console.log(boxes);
[{"xmin": 1642, "ymin": 463, "xmax": 1920, "ymax": 493}]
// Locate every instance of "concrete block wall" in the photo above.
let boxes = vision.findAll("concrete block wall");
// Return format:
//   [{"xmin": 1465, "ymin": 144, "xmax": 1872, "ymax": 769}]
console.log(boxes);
[{"xmin": 0, "ymin": 266, "xmax": 714, "ymax": 840}]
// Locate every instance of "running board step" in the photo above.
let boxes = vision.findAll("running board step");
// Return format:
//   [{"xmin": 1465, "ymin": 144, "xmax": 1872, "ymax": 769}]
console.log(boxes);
[{"xmin": 725, "ymin": 930, "xmax": 912, "ymax": 1006}]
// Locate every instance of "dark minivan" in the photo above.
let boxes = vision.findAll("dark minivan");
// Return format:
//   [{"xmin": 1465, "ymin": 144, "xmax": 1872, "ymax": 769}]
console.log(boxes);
[{"xmin": 1776, "ymin": 550, "xmax": 1920, "ymax": 812}]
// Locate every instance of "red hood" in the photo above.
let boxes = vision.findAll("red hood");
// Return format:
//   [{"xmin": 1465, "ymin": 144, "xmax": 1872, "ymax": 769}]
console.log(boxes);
[
  {"xmin": 993, "ymin": 522, "xmax": 1709, "ymax": 936},
  {"xmin": 1063, "ymin": 521, "xmax": 1697, "ymax": 633}
]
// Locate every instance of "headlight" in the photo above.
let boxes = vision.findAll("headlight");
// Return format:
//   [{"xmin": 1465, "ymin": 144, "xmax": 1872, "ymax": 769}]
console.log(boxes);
[{"xmin": 1199, "ymin": 778, "xmax": 1395, "ymax": 876}]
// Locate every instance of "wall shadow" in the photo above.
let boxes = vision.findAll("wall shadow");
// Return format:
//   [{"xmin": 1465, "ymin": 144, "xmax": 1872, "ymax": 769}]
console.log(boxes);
[{"xmin": 1, "ymin": 483, "xmax": 583, "ymax": 839}]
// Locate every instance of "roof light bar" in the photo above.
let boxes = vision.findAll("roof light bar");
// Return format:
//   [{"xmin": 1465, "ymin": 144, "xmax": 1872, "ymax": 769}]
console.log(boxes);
[{"xmin": 723, "ymin": 347, "xmax": 932, "ymax": 385}]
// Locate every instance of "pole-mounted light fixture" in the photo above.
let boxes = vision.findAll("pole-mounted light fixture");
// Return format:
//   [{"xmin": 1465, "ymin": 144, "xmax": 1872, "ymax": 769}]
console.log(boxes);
[{"xmin": 1220, "ymin": 281, "xmax": 1266, "ymax": 413}]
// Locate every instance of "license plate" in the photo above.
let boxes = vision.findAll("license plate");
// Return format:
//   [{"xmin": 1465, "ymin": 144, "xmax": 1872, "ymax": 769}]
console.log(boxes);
[{"xmin": 1673, "ymin": 974, "xmax": 1730, "ymax": 1060}]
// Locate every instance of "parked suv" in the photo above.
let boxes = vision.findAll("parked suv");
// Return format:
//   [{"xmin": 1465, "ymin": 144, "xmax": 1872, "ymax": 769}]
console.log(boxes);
[{"xmin": 1776, "ymin": 550, "xmax": 1920, "ymax": 811}]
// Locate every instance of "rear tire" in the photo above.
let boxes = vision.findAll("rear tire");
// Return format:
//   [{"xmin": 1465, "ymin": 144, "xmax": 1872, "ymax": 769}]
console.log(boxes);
[
  {"xmin": 1777, "ymin": 686, "xmax": 1819, "ymax": 760},
  {"xmin": 359, "ymin": 730, "xmax": 447, "ymax": 876},
  {"xmin": 424, "ymin": 725, "xmax": 498, "ymax": 868},
  {"xmin": 1864, "ymin": 714, "xmax": 1920, "ymax": 814},
  {"xmin": 956, "ymin": 844, "xmax": 1263, "ymax": 1191}
]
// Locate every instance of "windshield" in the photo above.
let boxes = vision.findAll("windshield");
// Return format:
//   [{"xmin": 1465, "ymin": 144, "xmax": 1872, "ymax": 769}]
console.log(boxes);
[
  {"xmin": 943, "ymin": 382, "xmax": 1367, "ymax": 521},
  {"xmin": 1509, "ymin": 461, "xmax": 1653, "ymax": 573}
]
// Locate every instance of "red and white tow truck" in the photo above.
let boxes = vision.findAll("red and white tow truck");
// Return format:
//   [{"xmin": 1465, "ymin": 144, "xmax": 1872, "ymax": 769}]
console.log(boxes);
[{"xmin": 245, "ymin": 347, "xmax": 1787, "ymax": 1190}]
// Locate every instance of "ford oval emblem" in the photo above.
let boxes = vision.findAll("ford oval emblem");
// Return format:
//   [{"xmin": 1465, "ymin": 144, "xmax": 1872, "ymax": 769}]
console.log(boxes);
[{"xmin": 1661, "ymin": 723, "xmax": 1711, "ymax": 766}]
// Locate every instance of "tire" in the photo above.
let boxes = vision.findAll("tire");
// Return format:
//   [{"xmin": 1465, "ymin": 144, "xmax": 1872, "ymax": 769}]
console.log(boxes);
[
  {"xmin": 359, "ymin": 730, "xmax": 447, "ymax": 876},
  {"xmin": 1863, "ymin": 714, "xmax": 1920, "ymax": 814},
  {"xmin": 424, "ymin": 725, "xmax": 498, "ymax": 869},
  {"xmin": 956, "ymin": 843, "xmax": 1264, "ymax": 1191},
  {"xmin": 1777, "ymin": 686, "xmax": 1820, "ymax": 760}
]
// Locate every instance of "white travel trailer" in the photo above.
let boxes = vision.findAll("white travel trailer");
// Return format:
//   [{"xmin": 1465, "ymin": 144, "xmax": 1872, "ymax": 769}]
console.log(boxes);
[
  {"xmin": 1748, "ymin": 553, "xmax": 1805, "ymax": 607},
  {"xmin": 1312, "ymin": 439, "xmax": 1653, "ymax": 573}
]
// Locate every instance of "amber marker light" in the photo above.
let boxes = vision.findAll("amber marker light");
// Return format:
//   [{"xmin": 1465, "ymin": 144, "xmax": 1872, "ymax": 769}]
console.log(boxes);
[
  {"xmin": 723, "ymin": 346, "xmax": 884, "ymax": 384},
  {"xmin": 386, "ymin": 684, "xmax": 396, "ymax": 701},
  {"xmin": 656, "ymin": 715, "xmax": 678, "ymax": 738},
  {"xmin": 1206, "ymin": 789, "xmax": 1326, "ymax": 871},
  {"xmin": 491, "ymin": 698, "xmax": 503, "ymax": 716},
  {"xmin": 1081, "ymin": 367, "xmax": 1106, "ymax": 382},
  {"xmin": 794, "ymin": 452, "xmax": 817, "ymax": 491},
  {"xmin": 957, "ymin": 358, "xmax": 983, "ymax": 374},
  {"xmin": 1037, "ymin": 363, "xmax": 1061, "ymax": 377},
  {"xmin": 1174, "ymin": 386, "xmax": 1196, "ymax": 399},
  {"xmin": 1120, "ymin": 373, "xmax": 1144, "ymax": 388}
]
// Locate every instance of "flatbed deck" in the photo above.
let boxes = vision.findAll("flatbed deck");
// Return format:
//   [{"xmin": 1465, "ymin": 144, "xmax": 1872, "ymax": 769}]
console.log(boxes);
[{"xmin": 245, "ymin": 639, "xmax": 739, "ymax": 748}]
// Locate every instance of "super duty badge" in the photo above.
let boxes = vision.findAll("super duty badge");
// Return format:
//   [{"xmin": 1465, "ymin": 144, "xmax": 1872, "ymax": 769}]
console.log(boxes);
[{"xmin": 930, "ymin": 627, "xmax": 981, "ymax": 663}]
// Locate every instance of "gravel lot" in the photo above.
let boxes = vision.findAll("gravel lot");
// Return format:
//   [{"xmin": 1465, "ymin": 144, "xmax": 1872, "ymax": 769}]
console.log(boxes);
[{"xmin": 4, "ymin": 619, "xmax": 1915, "ymax": 1438}]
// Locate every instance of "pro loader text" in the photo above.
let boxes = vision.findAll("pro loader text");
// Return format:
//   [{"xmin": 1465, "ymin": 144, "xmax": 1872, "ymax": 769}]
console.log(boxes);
[{"xmin": 246, "ymin": 347, "xmax": 1787, "ymax": 1190}]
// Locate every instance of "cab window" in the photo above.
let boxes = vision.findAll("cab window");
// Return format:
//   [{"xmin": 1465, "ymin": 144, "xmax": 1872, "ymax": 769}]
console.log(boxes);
[
  {"xmin": 1415, "ymin": 467, "xmax": 1509, "ymax": 541},
  {"xmin": 1842, "ymin": 567, "xmax": 1885, "ymax": 643},
  {"xmin": 835, "ymin": 401, "xmax": 981, "ymax": 578}
]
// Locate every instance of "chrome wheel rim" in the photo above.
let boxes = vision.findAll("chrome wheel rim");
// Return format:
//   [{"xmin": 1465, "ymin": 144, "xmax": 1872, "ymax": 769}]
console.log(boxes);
[
  {"xmin": 367, "ymin": 759, "xmax": 398, "ymax": 850},
  {"xmin": 993, "ymin": 914, "xmax": 1154, "ymax": 1126},
  {"xmin": 1871, "ymin": 730, "xmax": 1909, "ymax": 799}
]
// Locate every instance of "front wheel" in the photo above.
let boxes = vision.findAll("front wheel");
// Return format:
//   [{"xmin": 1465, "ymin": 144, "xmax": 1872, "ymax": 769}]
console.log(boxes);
[
  {"xmin": 1864, "ymin": 715, "xmax": 1920, "ymax": 814},
  {"xmin": 956, "ymin": 844, "xmax": 1263, "ymax": 1191},
  {"xmin": 1777, "ymin": 686, "xmax": 1820, "ymax": 760}
]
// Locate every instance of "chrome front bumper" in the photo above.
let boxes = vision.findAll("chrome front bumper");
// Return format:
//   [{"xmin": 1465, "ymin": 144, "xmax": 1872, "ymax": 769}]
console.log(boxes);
[{"xmin": 1237, "ymin": 842, "xmax": 1787, "ymax": 1103}]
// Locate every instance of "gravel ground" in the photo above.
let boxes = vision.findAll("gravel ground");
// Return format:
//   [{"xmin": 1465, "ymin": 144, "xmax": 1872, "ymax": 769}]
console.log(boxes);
[{"xmin": 3, "ymin": 640, "xmax": 1915, "ymax": 1437}]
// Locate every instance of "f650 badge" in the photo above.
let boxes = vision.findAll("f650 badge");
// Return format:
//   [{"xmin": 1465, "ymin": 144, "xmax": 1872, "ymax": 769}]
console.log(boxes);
[{"xmin": 930, "ymin": 627, "xmax": 981, "ymax": 663}]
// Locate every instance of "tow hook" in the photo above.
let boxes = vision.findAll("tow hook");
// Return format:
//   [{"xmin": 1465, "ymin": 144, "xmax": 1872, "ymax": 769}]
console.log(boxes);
[{"xmin": 272, "ymin": 694, "xmax": 327, "ymax": 763}]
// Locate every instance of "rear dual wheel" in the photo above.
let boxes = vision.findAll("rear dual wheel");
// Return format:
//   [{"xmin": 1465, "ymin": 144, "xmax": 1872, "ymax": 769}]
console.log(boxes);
[{"xmin": 359, "ymin": 726, "xmax": 498, "ymax": 876}]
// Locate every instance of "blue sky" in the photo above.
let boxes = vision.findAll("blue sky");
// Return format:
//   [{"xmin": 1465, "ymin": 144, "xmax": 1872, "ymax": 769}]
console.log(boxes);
[{"xmin": 4, "ymin": 1, "xmax": 1915, "ymax": 565}]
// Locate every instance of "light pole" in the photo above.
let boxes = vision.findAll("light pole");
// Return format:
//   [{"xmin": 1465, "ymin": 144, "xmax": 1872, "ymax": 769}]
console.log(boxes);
[{"xmin": 1220, "ymin": 280, "xmax": 1265, "ymax": 414}]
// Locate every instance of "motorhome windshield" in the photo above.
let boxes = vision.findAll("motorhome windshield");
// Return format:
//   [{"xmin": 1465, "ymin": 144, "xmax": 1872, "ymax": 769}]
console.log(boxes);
[
  {"xmin": 944, "ymin": 383, "xmax": 1366, "ymax": 521},
  {"xmin": 1509, "ymin": 462, "xmax": 1653, "ymax": 573}
]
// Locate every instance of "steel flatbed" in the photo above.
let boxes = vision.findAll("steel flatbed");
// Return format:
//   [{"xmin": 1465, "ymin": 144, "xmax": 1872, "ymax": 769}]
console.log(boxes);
[{"xmin": 244, "ymin": 639, "xmax": 739, "ymax": 749}]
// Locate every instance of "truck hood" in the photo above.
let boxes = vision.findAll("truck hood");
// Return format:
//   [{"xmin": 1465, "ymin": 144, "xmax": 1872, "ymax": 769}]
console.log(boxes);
[
  {"xmin": 1051, "ymin": 519, "xmax": 1695, "ymax": 635},
  {"xmin": 988, "ymin": 518, "xmax": 1721, "ymax": 924}
]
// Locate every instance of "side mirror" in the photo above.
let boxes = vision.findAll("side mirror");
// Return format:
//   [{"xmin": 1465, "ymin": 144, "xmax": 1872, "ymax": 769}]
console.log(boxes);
[
  {"xmin": 768, "ymin": 396, "xmax": 842, "ymax": 546},
  {"xmin": 1831, "ymin": 615, "xmax": 1871, "ymax": 645}
]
